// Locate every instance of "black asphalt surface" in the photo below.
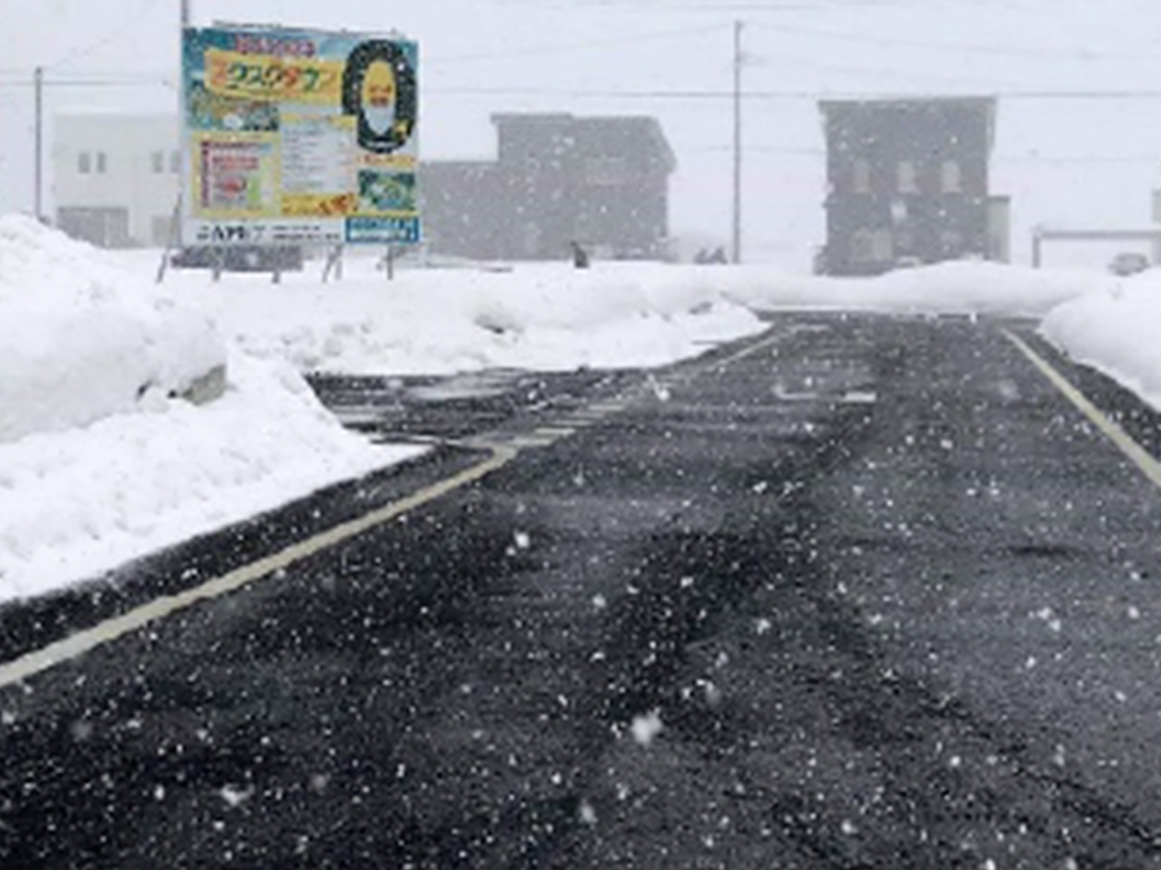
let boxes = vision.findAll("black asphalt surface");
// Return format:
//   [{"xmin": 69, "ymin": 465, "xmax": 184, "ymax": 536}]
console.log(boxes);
[{"xmin": 4, "ymin": 313, "xmax": 1161, "ymax": 868}]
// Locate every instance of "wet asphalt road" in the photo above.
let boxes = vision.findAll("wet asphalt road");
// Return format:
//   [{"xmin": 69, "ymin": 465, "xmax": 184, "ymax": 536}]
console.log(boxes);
[{"xmin": 4, "ymin": 313, "xmax": 1161, "ymax": 868}]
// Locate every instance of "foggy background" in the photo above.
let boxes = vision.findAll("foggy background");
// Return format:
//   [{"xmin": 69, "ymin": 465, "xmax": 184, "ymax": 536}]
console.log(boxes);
[{"xmin": 3, "ymin": 0, "xmax": 1161, "ymax": 270}]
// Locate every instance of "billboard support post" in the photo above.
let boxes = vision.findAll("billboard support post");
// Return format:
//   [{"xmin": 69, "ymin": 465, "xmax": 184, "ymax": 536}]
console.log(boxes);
[{"xmin": 321, "ymin": 245, "xmax": 344, "ymax": 282}]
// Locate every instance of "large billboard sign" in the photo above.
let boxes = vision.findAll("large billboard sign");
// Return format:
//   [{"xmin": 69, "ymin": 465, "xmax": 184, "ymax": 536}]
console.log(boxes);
[{"xmin": 180, "ymin": 24, "xmax": 420, "ymax": 246}]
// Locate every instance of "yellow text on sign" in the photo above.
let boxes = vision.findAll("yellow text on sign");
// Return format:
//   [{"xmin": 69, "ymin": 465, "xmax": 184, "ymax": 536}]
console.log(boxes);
[
  {"xmin": 206, "ymin": 49, "xmax": 344, "ymax": 105},
  {"xmin": 282, "ymin": 192, "xmax": 358, "ymax": 217}
]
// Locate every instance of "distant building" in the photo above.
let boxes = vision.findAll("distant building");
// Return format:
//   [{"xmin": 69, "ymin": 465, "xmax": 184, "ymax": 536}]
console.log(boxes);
[
  {"xmin": 53, "ymin": 113, "xmax": 180, "ymax": 248},
  {"xmin": 422, "ymin": 113, "xmax": 676, "ymax": 261},
  {"xmin": 49, "ymin": 110, "xmax": 676, "ymax": 260},
  {"xmin": 818, "ymin": 97, "xmax": 1009, "ymax": 276}
]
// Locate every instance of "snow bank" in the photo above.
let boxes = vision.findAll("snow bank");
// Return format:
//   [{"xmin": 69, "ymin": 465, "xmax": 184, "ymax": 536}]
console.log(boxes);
[
  {"xmin": 165, "ymin": 260, "xmax": 769, "ymax": 375},
  {"xmin": 154, "ymin": 257, "xmax": 1114, "ymax": 380},
  {"xmin": 1041, "ymin": 272, "xmax": 1161, "ymax": 410},
  {"xmin": 0, "ymin": 350, "xmax": 423, "ymax": 601},
  {"xmin": 0, "ymin": 216, "xmax": 225, "ymax": 442},
  {"xmin": 718, "ymin": 260, "xmax": 1113, "ymax": 318},
  {"xmin": 0, "ymin": 218, "xmax": 422, "ymax": 603}
]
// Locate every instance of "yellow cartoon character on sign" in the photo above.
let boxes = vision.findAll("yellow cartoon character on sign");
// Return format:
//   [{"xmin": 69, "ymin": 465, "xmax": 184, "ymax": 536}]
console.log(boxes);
[
  {"xmin": 362, "ymin": 61, "xmax": 397, "ymax": 139},
  {"xmin": 341, "ymin": 40, "xmax": 417, "ymax": 155}
]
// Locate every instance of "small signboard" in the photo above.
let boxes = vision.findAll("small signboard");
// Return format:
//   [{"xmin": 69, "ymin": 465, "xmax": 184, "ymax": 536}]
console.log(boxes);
[{"xmin": 180, "ymin": 23, "xmax": 420, "ymax": 246}]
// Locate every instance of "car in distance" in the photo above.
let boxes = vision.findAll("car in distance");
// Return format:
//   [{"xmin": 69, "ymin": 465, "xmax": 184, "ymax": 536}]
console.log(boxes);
[{"xmin": 1108, "ymin": 251, "xmax": 1150, "ymax": 276}]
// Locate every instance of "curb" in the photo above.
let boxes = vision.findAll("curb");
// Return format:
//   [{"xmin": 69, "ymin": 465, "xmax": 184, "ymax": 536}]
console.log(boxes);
[{"xmin": 0, "ymin": 444, "xmax": 484, "ymax": 667}]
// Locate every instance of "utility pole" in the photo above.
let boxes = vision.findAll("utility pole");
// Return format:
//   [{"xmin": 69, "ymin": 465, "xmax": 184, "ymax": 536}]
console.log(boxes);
[
  {"xmin": 34, "ymin": 65, "xmax": 44, "ymax": 222},
  {"xmin": 732, "ymin": 20, "xmax": 743, "ymax": 265},
  {"xmin": 181, "ymin": 0, "xmax": 191, "ymax": 28}
]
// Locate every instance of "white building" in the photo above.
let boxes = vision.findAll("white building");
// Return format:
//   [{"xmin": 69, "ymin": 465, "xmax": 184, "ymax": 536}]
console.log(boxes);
[{"xmin": 53, "ymin": 113, "xmax": 180, "ymax": 248}]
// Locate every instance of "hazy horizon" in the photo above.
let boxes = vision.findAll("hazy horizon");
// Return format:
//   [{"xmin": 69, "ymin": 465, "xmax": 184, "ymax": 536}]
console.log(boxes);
[{"xmin": 4, "ymin": 0, "xmax": 1161, "ymax": 269}]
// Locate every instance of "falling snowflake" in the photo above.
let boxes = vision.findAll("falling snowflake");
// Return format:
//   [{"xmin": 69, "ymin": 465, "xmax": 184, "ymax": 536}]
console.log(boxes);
[
  {"xmin": 631, "ymin": 709, "xmax": 663, "ymax": 746},
  {"xmin": 579, "ymin": 801, "xmax": 598, "ymax": 825},
  {"xmin": 219, "ymin": 784, "xmax": 254, "ymax": 808}
]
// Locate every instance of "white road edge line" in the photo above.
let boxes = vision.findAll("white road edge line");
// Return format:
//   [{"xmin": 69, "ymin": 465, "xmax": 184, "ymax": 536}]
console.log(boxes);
[
  {"xmin": 534, "ymin": 427, "xmax": 576, "ymax": 437},
  {"xmin": 713, "ymin": 330, "xmax": 786, "ymax": 369},
  {"xmin": 1004, "ymin": 330, "xmax": 1161, "ymax": 490},
  {"xmin": 584, "ymin": 403, "xmax": 625, "ymax": 414},
  {"xmin": 0, "ymin": 446, "xmax": 518, "ymax": 689}
]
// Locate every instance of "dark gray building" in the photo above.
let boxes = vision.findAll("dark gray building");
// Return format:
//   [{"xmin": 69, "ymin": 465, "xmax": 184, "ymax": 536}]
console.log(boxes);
[
  {"xmin": 422, "ymin": 113, "xmax": 676, "ymax": 262},
  {"xmin": 818, "ymin": 97, "xmax": 1007, "ymax": 276}
]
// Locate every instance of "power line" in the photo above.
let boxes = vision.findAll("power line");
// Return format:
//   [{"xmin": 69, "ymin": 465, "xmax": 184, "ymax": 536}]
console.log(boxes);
[
  {"xmin": 427, "ymin": 23, "xmax": 727, "ymax": 65},
  {"xmin": 8, "ymin": 71, "xmax": 1161, "ymax": 103},
  {"xmin": 737, "ymin": 46, "xmax": 1018, "ymax": 88},
  {"xmin": 0, "ymin": 71, "xmax": 175, "ymax": 89},
  {"xmin": 691, "ymin": 144, "xmax": 1161, "ymax": 164},
  {"xmin": 749, "ymin": 20, "xmax": 1160, "ymax": 61},
  {"xmin": 424, "ymin": 85, "xmax": 1161, "ymax": 101},
  {"xmin": 488, "ymin": 0, "xmax": 1005, "ymax": 10},
  {"xmin": 46, "ymin": 0, "xmax": 163, "ymax": 70},
  {"xmin": 0, "ymin": 79, "xmax": 175, "ymax": 89}
]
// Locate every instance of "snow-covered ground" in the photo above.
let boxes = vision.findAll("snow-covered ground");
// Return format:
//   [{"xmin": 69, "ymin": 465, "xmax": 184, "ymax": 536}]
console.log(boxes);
[{"xmin": 1, "ymin": 214, "xmax": 1155, "ymax": 606}]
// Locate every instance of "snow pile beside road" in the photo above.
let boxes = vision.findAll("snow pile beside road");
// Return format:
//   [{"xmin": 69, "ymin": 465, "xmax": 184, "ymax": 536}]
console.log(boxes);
[
  {"xmin": 0, "ymin": 218, "xmax": 423, "ymax": 603},
  {"xmin": 172, "ymin": 260, "xmax": 767, "ymax": 375},
  {"xmin": 0, "ymin": 350, "xmax": 425, "ymax": 602},
  {"xmin": 148, "ymin": 257, "xmax": 1113, "ymax": 379},
  {"xmin": 718, "ymin": 260, "xmax": 1112, "ymax": 318},
  {"xmin": 1040, "ymin": 271, "xmax": 1161, "ymax": 410},
  {"xmin": 0, "ymin": 216, "xmax": 225, "ymax": 442}
]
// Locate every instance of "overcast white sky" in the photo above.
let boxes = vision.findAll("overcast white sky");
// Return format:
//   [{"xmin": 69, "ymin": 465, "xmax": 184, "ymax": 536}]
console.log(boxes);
[{"xmin": 3, "ymin": 0, "xmax": 1161, "ymax": 269}]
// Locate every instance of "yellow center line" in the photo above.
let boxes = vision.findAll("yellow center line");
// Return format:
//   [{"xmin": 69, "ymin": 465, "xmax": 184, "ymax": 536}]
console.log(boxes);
[
  {"xmin": 0, "ymin": 446, "xmax": 517, "ymax": 689},
  {"xmin": 1003, "ymin": 329, "xmax": 1161, "ymax": 490}
]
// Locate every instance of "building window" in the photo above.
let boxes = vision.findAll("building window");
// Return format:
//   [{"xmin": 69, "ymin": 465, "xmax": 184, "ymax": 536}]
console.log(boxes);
[
  {"xmin": 170, "ymin": 150, "xmax": 181, "ymax": 174},
  {"xmin": 96, "ymin": 152, "xmax": 108, "ymax": 174},
  {"xmin": 852, "ymin": 228, "xmax": 892, "ymax": 262},
  {"xmin": 852, "ymin": 159, "xmax": 871, "ymax": 193},
  {"xmin": 897, "ymin": 160, "xmax": 918, "ymax": 194},
  {"xmin": 940, "ymin": 230, "xmax": 963, "ymax": 256},
  {"xmin": 851, "ymin": 228, "xmax": 876, "ymax": 262},
  {"xmin": 872, "ymin": 228, "xmax": 893, "ymax": 261},
  {"xmin": 151, "ymin": 151, "xmax": 165, "ymax": 174},
  {"xmin": 586, "ymin": 157, "xmax": 629, "ymax": 186},
  {"xmin": 78, "ymin": 152, "xmax": 92, "ymax": 174},
  {"xmin": 941, "ymin": 159, "xmax": 962, "ymax": 193}
]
